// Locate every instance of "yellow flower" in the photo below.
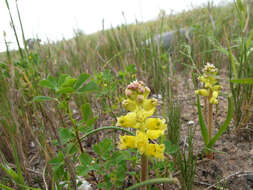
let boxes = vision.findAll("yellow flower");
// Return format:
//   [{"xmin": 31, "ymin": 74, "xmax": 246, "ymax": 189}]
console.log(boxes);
[
  {"xmin": 135, "ymin": 131, "xmax": 148, "ymax": 154},
  {"xmin": 146, "ymin": 130, "xmax": 164, "ymax": 140},
  {"xmin": 146, "ymin": 144, "xmax": 165, "ymax": 160},
  {"xmin": 212, "ymin": 91, "xmax": 218, "ymax": 99},
  {"xmin": 116, "ymin": 112, "xmax": 137, "ymax": 128},
  {"xmin": 195, "ymin": 89, "xmax": 209, "ymax": 96},
  {"xmin": 118, "ymin": 135, "xmax": 136, "ymax": 150},
  {"xmin": 210, "ymin": 97, "xmax": 218, "ymax": 104},
  {"xmin": 122, "ymin": 99, "xmax": 136, "ymax": 112},
  {"xmin": 143, "ymin": 98, "xmax": 158, "ymax": 111},
  {"xmin": 144, "ymin": 118, "xmax": 166, "ymax": 131}
]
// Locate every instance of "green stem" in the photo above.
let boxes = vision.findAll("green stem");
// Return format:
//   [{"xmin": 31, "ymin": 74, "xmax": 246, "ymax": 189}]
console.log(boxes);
[
  {"xmin": 67, "ymin": 103, "xmax": 84, "ymax": 153},
  {"xmin": 208, "ymin": 96, "xmax": 213, "ymax": 142},
  {"xmin": 15, "ymin": 0, "xmax": 28, "ymax": 55},
  {"xmin": 204, "ymin": 97, "xmax": 208, "ymax": 123},
  {"xmin": 125, "ymin": 178, "xmax": 179, "ymax": 190},
  {"xmin": 68, "ymin": 126, "xmax": 134, "ymax": 154},
  {"xmin": 5, "ymin": 0, "xmax": 24, "ymax": 58}
]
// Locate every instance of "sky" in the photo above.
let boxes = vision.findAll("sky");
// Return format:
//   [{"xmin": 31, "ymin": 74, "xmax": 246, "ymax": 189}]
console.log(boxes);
[{"xmin": 0, "ymin": 0, "xmax": 231, "ymax": 52}]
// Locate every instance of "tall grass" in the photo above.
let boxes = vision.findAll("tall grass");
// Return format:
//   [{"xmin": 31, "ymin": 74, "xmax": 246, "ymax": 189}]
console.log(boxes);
[{"xmin": 0, "ymin": 0, "xmax": 251, "ymax": 189}]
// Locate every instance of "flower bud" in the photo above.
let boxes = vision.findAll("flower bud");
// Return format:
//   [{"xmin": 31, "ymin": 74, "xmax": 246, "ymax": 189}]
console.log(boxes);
[
  {"xmin": 137, "ymin": 95, "xmax": 144, "ymax": 103},
  {"xmin": 125, "ymin": 88, "xmax": 132, "ymax": 97},
  {"xmin": 144, "ymin": 87, "xmax": 151, "ymax": 98}
]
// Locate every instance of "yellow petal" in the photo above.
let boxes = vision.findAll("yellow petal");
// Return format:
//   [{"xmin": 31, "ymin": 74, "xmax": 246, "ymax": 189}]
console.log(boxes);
[
  {"xmin": 210, "ymin": 97, "xmax": 218, "ymax": 104},
  {"xmin": 145, "ymin": 143, "xmax": 156, "ymax": 157},
  {"xmin": 143, "ymin": 87, "xmax": 151, "ymax": 98},
  {"xmin": 213, "ymin": 85, "xmax": 222, "ymax": 91},
  {"xmin": 135, "ymin": 131, "xmax": 148, "ymax": 154},
  {"xmin": 147, "ymin": 130, "xmax": 164, "ymax": 140},
  {"xmin": 212, "ymin": 91, "xmax": 218, "ymax": 99},
  {"xmin": 116, "ymin": 112, "xmax": 137, "ymax": 128},
  {"xmin": 143, "ymin": 98, "xmax": 158, "ymax": 111},
  {"xmin": 122, "ymin": 99, "xmax": 136, "ymax": 112},
  {"xmin": 145, "ymin": 143, "xmax": 165, "ymax": 160},
  {"xmin": 195, "ymin": 89, "xmax": 209, "ymax": 96},
  {"xmin": 118, "ymin": 135, "xmax": 136, "ymax": 150},
  {"xmin": 153, "ymin": 144, "xmax": 165, "ymax": 160},
  {"xmin": 144, "ymin": 118, "xmax": 167, "ymax": 130}
]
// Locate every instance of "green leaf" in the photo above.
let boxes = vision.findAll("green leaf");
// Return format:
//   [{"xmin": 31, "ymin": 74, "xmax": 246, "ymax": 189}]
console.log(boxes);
[
  {"xmin": 58, "ymin": 74, "xmax": 69, "ymax": 87},
  {"xmin": 246, "ymin": 29, "xmax": 253, "ymax": 49},
  {"xmin": 207, "ymin": 95, "xmax": 233, "ymax": 149},
  {"xmin": 74, "ymin": 73, "xmax": 90, "ymax": 90},
  {"xmin": 59, "ymin": 128, "xmax": 73, "ymax": 144},
  {"xmin": 61, "ymin": 76, "xmax": 76, "ymax": 88},
  {"xmin": 50, "ymin": 152, "xmax": 64, "ymax": 165},
  {"xmin": 196, "ymin": 95, "xmax": 209, "ymax": 145},
  {"xmin": 231, "ymin": 78, "xmax": 253, "ymax": 84},
  {"xmin": 79, "ymin": 152, "xmax": 92, "ymax": 166},
  {"xmin": 78, "ymin": 81, "xmax": 98, "ymax": 93},
  {"xmin": 39, "ymin": 79, "xmax": 56, "ymax": 89},
  {"xmin": 93, "ymin": 138, "xmax": 113, "ymax": 159},
  {"xmin": 126, "ymin": 64, "xmax": 136, "ymax": 74},
  {"xmin": 86, "ymin": 117, "xmax": 97, "ymax": 127},
  {"xmin": 77, "ymin": 165, "xmax": 89, "ymax": 176},
  {"xmin": 81, "ymin": 103, "xmax": 93, "ymax": 122},
  {"xmin": 0, "ymin": 183, "xmax": 15, "ymax": 190},
  {"xmin": 164, "ymin": 140, "xmax": 179, "ymax": 154},
  {"xmin": 236, "ymin": 0, "xmax": 245, "ymax": 13},
  {"xmin": 32, "ymin": 96, "xmax": 57, "ymax": 102},
  {"xmin": 56, "ymin": 87, "xmax": 74, "ymax": 94},
  {"xmin": 0, "ymin": 163, "xmax": 20, "ymax": 183}
]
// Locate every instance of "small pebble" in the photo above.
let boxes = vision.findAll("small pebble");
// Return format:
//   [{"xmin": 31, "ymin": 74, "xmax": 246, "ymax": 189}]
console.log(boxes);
[{"xmin": 187, "ymin": 120, "xmax": 194, "ymax": 126}]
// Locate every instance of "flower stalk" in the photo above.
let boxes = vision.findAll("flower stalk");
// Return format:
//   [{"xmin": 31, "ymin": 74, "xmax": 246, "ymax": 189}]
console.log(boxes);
[
  {"xmin": 208, "ymin": 91, "xmax": 213, "ymax": 142},
  {"xmin": 141, "ymin": 155, "xmax": 148, "ymax": 190}
]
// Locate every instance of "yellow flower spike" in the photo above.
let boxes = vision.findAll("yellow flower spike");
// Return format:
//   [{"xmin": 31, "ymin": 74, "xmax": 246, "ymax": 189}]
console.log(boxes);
[
  {"xmin": 122, "ymin": 99, "xmax": 136, "ymax": 112},
  {"xmin": 117, "ymin": 81, "xmax": 166, "ymax": 160},
  {"xmin": 116, "ymin": 112, "xmax": 137, "ymax": 128},
  {"xmin": 195, "ymin": 89, "xmax": 209, "ymax": 96},
  {"xmin": 144, "ymin": 118, "xmax": 166, "ymax": 130},
  {"xmin": 147, "ymin": 130, "xmax": 164, "ymax": 140},
  {"xmin": 118, "ymin": 135, "xmax": 136, "ymax": 150}
]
